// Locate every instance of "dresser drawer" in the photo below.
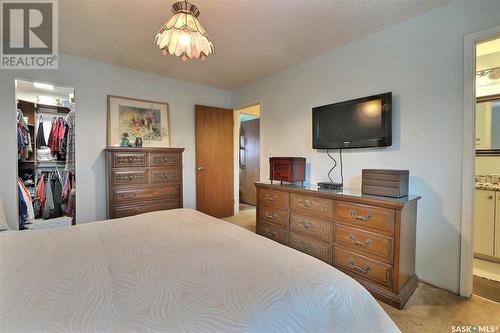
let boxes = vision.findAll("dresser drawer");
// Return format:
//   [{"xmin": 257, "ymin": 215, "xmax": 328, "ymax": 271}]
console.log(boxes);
[
  {"xmin": 112, "ymin": 153, "xmax": 147, "ymax": 168},
  {"xmin": 150, "ymin": 152, "xmax": 181, "ymax": 166},
  {"xmin": 112, "ymin": 169, "xmax": 148, "ymax": 186},
  {"xmin": 258, "ymin": 205, "xmax": 288, "ymax": 227},
  {"xmin": 113, "ymin": 200, "xmax": 181, "ymax": 218},
  {"xmin": 334, "ymin": 201, "xmax": 395, "ymax": 236},
  {"xmin": 258, "ymin": 189, "xmax": 289, "ymax": 209},
  {"xmin": 113, "ymin": 185, "xmax": 181, "ymax": 204},
  {"xmin": 289, "ymin": 232, "xmax": 331, "ymax": 263},
  {"xmin": 290, "ymin": 213, "xmax": 332, "ymax": 242},
  {"xmin": 150, "ymin": 168, "xmax": 181, "ymax": 184},
  {"xmin": 257, "ymin": 221, "xmax": 288, "ymax": 245},
  {"xmin": 334, "ymin": 247, "xmax": 393, "ymax": 288},
  {"xmin": 334, "ymin": 225, "xmax": 394, "ymax": 263},
  {"xmin": 290, "ymin": 194, "xmax": 333, "ymax": 220}
]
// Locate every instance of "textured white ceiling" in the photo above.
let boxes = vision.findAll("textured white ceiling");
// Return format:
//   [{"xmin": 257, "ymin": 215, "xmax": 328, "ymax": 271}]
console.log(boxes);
[{"xmin": 59, "ymin": 0, "xmax": 449, "ymax": 89}]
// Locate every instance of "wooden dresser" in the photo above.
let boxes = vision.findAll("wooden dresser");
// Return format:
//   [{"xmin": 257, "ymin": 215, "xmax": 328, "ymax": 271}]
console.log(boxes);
[
  {"xmin": 255, "ymin": 182, "xmax": 420, "ymax": 309},
  {"xmin": 106, "ymin": 147, "xmax": 184, "ymax": 219}
]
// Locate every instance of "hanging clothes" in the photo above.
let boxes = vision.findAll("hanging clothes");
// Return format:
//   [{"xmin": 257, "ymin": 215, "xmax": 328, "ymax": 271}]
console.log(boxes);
[
  {"xmin": 57, "ymin": 120, "xmax": 70, "ymax": 161},
  {"xmin": 37, "ymin": 171, "xmax": 64, "ymax": 219},
  {"xmin": 18, "ymin": 178, "xmax": 34, "ymax": 223},
  {"xmin": 62, "ymin": 172, "xmax": 75, "ymax": 216},
  {"xmin": 51, "ymin": 173, "xmax": 64, "ymax": 218},
  {"xmin": 65, "ymin": 110, "xmax": 75, "ymax": 171},
  {"xmin": 47, "ymin": 117, "xmax": 67, "ymax": 159},
  {"xmin": 18, "ymin": 186, "xmax": 28, "ymax": 230},
  {"xmin": 36, "ymin": 115, "xmax": 47, "ymax": 148},
  {"xmin": 17, "ymin": 110, "xmax": 32, "ymax": 159}
]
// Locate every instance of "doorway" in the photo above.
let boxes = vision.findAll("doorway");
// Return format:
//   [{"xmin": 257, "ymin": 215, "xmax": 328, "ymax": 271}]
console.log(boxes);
[
  {"xmin": 238, "ymin": 105, "xmax": 261, "ymax": 206},
  {"xmin": 472, "ymin": 37, "xmax": 500, "ymax": 302},
  {"xmin": 16, "ymin": 79, "xmax": 76, "ymax": 231}
]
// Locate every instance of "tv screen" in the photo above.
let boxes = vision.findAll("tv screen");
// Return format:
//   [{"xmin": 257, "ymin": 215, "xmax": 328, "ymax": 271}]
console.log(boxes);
[{"xmin": 312, "ymin": 92, "xmax": 392, "ymax": 149}]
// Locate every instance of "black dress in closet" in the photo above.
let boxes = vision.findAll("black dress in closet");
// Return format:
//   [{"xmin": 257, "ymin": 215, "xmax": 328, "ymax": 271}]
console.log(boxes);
[{"xmin": 36, "ymin": 121, "xmax": 46, "ymax": 148}]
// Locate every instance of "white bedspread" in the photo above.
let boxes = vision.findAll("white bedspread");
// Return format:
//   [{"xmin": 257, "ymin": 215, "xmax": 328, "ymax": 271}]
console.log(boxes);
[{"xmin": 0, "ymin": 208, "xmax": 399, "ymax": 332}]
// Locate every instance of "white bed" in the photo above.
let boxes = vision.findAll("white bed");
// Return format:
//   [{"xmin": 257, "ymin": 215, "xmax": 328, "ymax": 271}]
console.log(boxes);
[{"xmin": 0, "ymin": 208, "xmax": 399, "ymax": 332}]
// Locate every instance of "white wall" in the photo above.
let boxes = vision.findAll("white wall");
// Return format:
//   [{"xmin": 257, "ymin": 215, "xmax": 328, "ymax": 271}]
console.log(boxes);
[
  {"xmin": 1, "ymin": 54, "xmax": 231, "ymax": 229},
  {"xmin": 231, "ymin": 1, "xmax": 500, "ymax": 293}
]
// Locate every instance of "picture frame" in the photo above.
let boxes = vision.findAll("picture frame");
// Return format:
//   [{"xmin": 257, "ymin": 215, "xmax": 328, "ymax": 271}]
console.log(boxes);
[{"xmin": 107, "ymin": 95, "xmax": 170, "ymax": 147}]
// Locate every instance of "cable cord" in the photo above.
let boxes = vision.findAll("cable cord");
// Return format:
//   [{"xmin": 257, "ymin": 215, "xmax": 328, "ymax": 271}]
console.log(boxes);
[
  {"xmin": 326, "ymin": 149, "xmax": 337, "ymax": 183},
  {"xmin": 340, "ymin": 149, "xmax": 344, "ymax": 186}
]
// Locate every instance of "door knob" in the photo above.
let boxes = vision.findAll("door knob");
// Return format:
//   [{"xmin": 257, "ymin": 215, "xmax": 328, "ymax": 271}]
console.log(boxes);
[{"xmin": 197, "ymin": 166, "xmax": 205, "ymax": 171}]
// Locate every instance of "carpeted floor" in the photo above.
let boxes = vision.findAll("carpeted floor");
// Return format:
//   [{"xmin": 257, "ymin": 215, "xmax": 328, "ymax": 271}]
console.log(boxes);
[
  {"xmin": 221, "ymin": 203, "xmax": 256, "ymax": 232},
  {"xmin": 24, "ymin": 216, "xmax": 72, "ymax": 230},
  {"xmin": 222, "ymin": 204, "xmax": 500, "ymax": 333}
]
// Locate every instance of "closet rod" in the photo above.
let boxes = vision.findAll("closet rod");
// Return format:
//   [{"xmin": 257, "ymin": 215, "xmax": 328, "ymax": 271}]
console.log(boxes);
[{"xmin": 36, "ymin": 109, "xmax": 68, "ymax": 115}]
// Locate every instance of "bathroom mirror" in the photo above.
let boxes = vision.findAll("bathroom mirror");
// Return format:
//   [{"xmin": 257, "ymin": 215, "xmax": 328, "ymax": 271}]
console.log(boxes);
[{"xmin": 476, "ymin": 94, "xmax": 500, "ymax": 155}]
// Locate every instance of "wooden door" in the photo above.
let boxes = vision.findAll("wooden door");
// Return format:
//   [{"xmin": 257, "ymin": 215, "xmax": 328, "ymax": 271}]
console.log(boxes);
[
  {"xmin": 239, "ymin": 118, "xmax": 260, "ymax": 205},
  {"xmin": 474, "ymin": 190, "xmax": 495, "ymax": 256},
  {"xmin": 195, "ymin": 105, "xmax": 234, "ymax": 218}
]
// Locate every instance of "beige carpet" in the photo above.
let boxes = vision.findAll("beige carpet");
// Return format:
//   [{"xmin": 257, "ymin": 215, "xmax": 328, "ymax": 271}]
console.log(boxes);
[
  {"xmin": 222, "ymin": 206, "xmax": 500, "ymax": 332},
  {"xmin": 221, "ymin": 204, "xmax": 256, "ymax": 232}
]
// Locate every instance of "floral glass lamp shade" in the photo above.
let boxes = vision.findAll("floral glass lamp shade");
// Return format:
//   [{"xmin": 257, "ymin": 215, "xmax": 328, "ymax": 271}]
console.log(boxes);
[{"xmin": 154, "ymin": 1, "xmax": 214, "ymax": 61}]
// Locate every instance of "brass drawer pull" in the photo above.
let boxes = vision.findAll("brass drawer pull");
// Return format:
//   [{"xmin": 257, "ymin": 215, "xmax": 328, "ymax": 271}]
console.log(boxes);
[
  {"xmin": 348, "ymin": 234, "xmax": 372, "ymax": 247},
  {"xmin": 265, "ymin": 194, "xmax": 277, "ymax": 201},
  {"xmin": 265, "ymin": 211, "xmax": 278, "ymax": 220},
  {"xmin": 303, "ymin": 222, "xmax": 312, "ymax": 230},
  {"xmin": 265, "ymin": 230, "xmax": 277, "ymax": 238},
  {"xmin": 347, "ymin": 258, "xmax": 370, "ymax": 273},
  {"xmin": 351, "ymin": 211, "xmax": 372, "ymax": 221},
  {"xmin": 303, "ymin": 200, "xmax": 313, "ymax": 208}
]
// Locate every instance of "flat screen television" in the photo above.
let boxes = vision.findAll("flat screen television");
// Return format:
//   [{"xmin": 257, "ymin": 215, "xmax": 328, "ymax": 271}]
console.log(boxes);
[{"xmin": 312, "ymin": 92, "xmax": 392, "ymax": 149}]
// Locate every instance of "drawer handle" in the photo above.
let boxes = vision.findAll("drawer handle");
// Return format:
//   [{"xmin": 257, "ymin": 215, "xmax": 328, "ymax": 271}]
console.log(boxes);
[
  {"xmin": 265, "ymin": 230, "xmax": 277, "ymax": 238},
  {"xmin": 348, "ymin": 234, "xmax": 372, "ymax": 247},
  {"xmin": 265, "ymin": 211, "xmax": 278, "ymax": 220},
  {"xmin": 265, "ymin": 194, "xmax": 277, "ymax": 201},
  {"xmin": 350, "ymin": 211, "xmax": 372, "ymax": 221},
  {"xmin": 303, "ymin": 200, "xmax": 313, "ymax": 208},
  {"xmin": 301, "ymin": 221, "xmax": 312, "ymax": 230},
  {"xmin": 347, "ymin": 258, "xmax": 370, "ymax": 273}
]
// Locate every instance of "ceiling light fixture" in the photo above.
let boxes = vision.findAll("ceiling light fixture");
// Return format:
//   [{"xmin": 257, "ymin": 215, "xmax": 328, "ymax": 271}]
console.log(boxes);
[
  {"xmin": 33, "ymin": 82, "xmax": 55, "ymax": 90},
  {"xmin": 154, "ymin": 0, "xmax": 214, "ymax": 62}
]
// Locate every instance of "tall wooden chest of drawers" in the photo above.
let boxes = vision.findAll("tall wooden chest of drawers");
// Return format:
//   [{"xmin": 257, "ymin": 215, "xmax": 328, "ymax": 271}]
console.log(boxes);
[
  {"xmin": 256, "ymin": 182, "xmax": 420, "ymax": 309},
  {"xmin": 106, "ymin": 147, "xmax": 184, "ymax": 219}
]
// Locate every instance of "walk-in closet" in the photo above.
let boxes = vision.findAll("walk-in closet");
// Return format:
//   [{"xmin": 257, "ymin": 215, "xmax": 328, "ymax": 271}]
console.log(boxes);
[{"xmin": 16, "ymin": 79, "xmax": 76, "ymax": 230}]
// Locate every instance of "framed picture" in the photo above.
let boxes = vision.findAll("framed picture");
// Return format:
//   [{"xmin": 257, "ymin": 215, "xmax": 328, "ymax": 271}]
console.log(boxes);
[{"xmin": 107, "ymin": 95, "xmax": 170, "ymax": 147}]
